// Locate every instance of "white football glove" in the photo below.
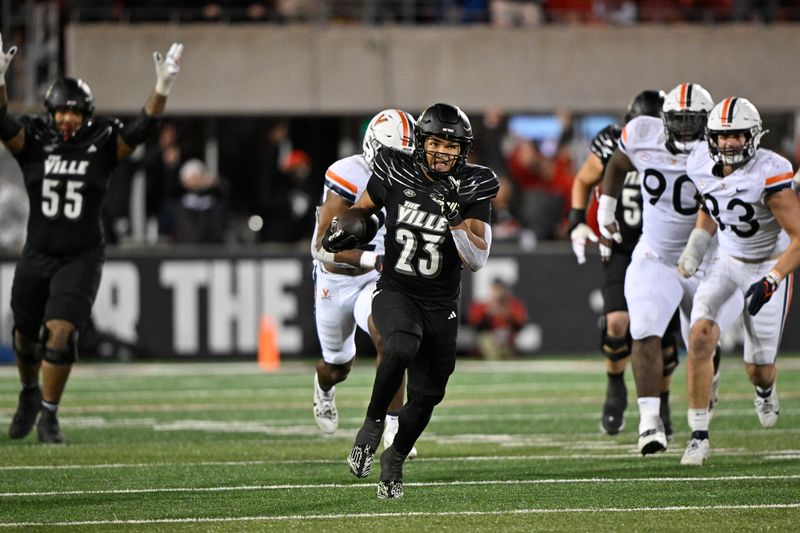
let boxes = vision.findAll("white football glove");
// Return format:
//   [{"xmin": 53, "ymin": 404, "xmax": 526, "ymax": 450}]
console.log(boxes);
[
  {"xmin": 677, "ymin": 228, "xmax": 713, "ymax": 278},
  {"xmin": 154, "ymin": 42, "xmax": 183, "ymax": 96},
  {"xmin": 570, "ymin": 222, "xmax": 599, "ymax": 265},
  {"xmin": 597, "ymin": 194, "xmax": 622, "ymax": 261},
  {"xmin": 0, "ymin": 32, "xmax": 18, "ymax": 87}
]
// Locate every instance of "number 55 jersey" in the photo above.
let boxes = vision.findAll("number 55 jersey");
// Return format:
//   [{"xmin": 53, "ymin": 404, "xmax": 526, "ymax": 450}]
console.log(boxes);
[
  {"xmin": 13, "ymin": 115, "xmax": 123, "ymax": 257},
  {"xmin": 619, "ymin": 115, "xmax": 700, "ymax": 265},
  {"xmin": 687, "ymin": 142, "xmax": 794, "ymax": 260}
]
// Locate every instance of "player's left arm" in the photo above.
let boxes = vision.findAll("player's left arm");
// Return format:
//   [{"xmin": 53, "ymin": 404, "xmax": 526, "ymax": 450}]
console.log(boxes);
[
  {"xmin": 745, "ymin": 187, "xmax": 800, "ymax": 315},
  {"xmin": 450, "ymin": 216, "xmax": 492, "ymax": 272},
  {"xmin": 117, "ymin": 43, "xmax": 183, "ymax": 160},
  {"xmin": 766, "ymin": 187, "xmax": 800, "ymax": 279}
]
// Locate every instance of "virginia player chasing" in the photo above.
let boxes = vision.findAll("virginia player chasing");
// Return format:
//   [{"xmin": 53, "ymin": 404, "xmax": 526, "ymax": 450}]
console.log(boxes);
[
  {"xmin": 0, "ymin": 34, "xmax": 182, "ymax": 443},
  {"xmin": 310, "ymin": 108, "xmax": 417, "ymax": 458},
  {"xmin": 569, "ymin": 90, "xmax": 683, "ymax": 438},
  {"xmin": 598, "ymin": 83, "xmax": 740, "ymax": 456},
  {"xmin": 677, "ymin": 97, "xmax": 800, "ymax": 465},
  {"xmin": 323, "ymin": 103, "xmax": 498, "ymax": 499}
]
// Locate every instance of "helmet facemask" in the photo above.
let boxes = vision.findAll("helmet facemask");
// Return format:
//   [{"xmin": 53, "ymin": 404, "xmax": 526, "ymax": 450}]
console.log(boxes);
[
  {"xmin": 706, "ymin": 97, "xmax": 764, "ymax": 169},
  {"xmin": 414, "ymin": 133, "xmax": 470, "ymax": 180},
  {"xmin": 661, "ymin": 83, "xmax": 714, "ymax": 154},
  {"xmin": 707, "ymin": 127, "xmax": 762, "ymax": 167},
  {"xmin": 44, "ymin": 78, "xmax": 95, "ymax": 142},
  {"xmin": 413, "ymin": 103, "xmax": 473, "ymax": 180},
  {"xmin": 362, "ymin": 109, "xmax": 415, "ymax": 170},
  {"xmin": 662, "ymin": 110, "xmax": 708, "ymax": 153}
]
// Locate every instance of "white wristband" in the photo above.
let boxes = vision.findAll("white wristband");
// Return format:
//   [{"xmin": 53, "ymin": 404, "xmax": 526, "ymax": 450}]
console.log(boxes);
[
  {"xmin": 359, "ymin": 251, "xmax": 378, "ymax": 269},
  {"xmin": 767, "ymin": 269, "xmax": 782, "ymax": 286}
]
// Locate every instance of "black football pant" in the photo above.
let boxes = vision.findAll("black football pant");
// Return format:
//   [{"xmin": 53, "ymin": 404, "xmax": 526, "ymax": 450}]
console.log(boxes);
[{"xmin": 367, "ymin": 288, "xmax": 458, "ymax": 456}]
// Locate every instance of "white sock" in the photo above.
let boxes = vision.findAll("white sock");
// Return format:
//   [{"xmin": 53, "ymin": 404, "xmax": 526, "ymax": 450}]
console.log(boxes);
[
  {"xmin": 637, "ymin": 396, "xmax": 661, "ymax": 434},
  {"xmin": 687, "ymin": 408, "xmax": 709, "ymax": 432}
]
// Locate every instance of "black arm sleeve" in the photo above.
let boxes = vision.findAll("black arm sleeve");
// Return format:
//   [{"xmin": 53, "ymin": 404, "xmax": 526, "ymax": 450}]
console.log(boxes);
[
  {"xmin": 0, "ymin": 106, "xmax": 22, "ymax": 142},
  {"xmin": 120, "ymin": 108, "xmax": 160, "ymax": 147}
]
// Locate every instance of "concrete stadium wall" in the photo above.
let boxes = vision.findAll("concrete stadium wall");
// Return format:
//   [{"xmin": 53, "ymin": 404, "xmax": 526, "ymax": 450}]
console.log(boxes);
[{"xmin": 66, "ymin": 23, "xmax": 800, "ymax": 115}]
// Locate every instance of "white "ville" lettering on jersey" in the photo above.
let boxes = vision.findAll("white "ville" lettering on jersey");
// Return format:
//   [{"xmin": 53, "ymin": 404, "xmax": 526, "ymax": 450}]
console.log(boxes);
[
  {"xmin": 44, "ymin": 155, "xmax": 90, "ymax": 176},
  {"xmin": 397, "ymin": 202, "xmax": 448, "ymax": 233}
]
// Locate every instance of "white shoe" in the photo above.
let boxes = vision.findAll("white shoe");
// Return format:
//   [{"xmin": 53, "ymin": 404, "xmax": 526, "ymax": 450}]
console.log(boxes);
[
  {"xmin": 383, "ymin": 416, "xmax": 418, "ymax": 459},
  {"xmin": 680, "ymin": 438, "xmax": 710, "ymax": 466},
  {"xmin": 638, "ymin": 423, "xmax": 667, "ymax": 456},
  {"xmin": 754, "ymin": 385, "xmax": 779, "ymax": 428},
  {"xmin": 313, "ymin": 373, "xmax": 338, "ymax": 435}
]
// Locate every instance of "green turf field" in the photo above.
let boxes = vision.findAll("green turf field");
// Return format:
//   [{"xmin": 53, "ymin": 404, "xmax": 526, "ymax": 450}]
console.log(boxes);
[{"xmin": 1, "ymin": 357, "xmax": 799, "ymax": 531}]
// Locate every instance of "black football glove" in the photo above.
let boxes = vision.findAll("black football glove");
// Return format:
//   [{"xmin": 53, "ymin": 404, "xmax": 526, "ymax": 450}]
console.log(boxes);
[
  {"xmin": 375, "ymin": 254, "xmax": 384, "ymax": 273},
  {"xmin": 321, "ymin": 217, "xmax": 360, "ymax": 252},
  {"xmin": 745, "ymin": 272, "xmax": 780, "ymax": 316},
  {"xmin": 430, "ymin": 176, "xmax": 463, "ymax": 226}
]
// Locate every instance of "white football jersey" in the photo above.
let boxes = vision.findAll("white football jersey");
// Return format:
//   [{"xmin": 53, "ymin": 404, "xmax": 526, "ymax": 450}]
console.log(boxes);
[
  {"xmin": 620, "ymin": 116, "xmax": 700, "ymax": 264},
  {"xmin": 687, "ymin": 143, "xmax": 794, "ymax": 259},
  {"xmin": 310, "ymin": 154, "xmax": 386, "ymax": 260}
]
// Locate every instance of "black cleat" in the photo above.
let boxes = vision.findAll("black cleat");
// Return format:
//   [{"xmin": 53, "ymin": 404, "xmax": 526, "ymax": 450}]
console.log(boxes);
[
  {"xmin": 378, "ymin": 445, "xmax": 406, "ymax": 499},
  {"xmin": 348, "ymin": 444, "xmax": 376, "ymax": 478},
  {"xmin": 601, "ymin": 377, "xmax": 627, "ymax": 435},
  {"xmin": 377, "ymin": 479, "xmax": 404, "ymax": 500},
  {"xmin": 9, "ymin": 386, "xmax": 42, "ymax": 439},
  {"xmin": 37, "ymin": 409, "xmax": 66, "ymax": 445},
  {"xmin": 347, "ymin": 418, "xmax": 384, "ymax": 478}
]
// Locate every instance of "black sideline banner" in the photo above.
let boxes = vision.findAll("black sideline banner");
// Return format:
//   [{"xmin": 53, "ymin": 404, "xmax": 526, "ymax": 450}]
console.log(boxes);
[{"xmin": 2, "ymin": 248, "xmax": 798, "ymax": 358}]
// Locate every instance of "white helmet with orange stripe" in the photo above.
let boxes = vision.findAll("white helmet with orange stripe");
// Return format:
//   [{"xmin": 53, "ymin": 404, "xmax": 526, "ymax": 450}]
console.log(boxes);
[
  {"xmin": 362, "ymin": 109, "xmax": 415, "ymax": 169},
  {"xmin": 706, "ymin": 97, "xmax": 764, "ymax": 167},
  {"xmin": 661, "ymin": 83, "xmax": 714, "ymax": 153}
]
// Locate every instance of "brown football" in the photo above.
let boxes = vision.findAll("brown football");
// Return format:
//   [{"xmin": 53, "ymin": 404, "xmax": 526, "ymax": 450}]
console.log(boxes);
[{"xmin": 336, "ymin": 207, "xmax": 379, "ymax": 245}]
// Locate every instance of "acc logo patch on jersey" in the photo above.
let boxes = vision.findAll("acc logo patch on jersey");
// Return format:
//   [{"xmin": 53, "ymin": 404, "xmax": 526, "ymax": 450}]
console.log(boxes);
[{"xmin": 403, "ymin": 189, "xmax": 416, "ymax": 198}]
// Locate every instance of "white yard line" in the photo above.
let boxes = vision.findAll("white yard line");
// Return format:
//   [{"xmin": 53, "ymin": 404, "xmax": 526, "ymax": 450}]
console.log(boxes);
[
  {"xmin": 1, "ymin": 474, "xmax": 798, "ymax": 498},
  {"xmin": 1, "ymin": 502, "xmax": 799, "ymax": 527},
  {"xmin": 3, "ymin": 449, "xmax": 800, "ymax": 472}
]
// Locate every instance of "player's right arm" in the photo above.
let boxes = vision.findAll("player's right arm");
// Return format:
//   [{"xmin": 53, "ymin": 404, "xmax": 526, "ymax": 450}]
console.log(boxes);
[
  {"xmin": 0, "ymin": 33, "xmax": 25, "ymax": 154},
  {"xmin": 568, "ymin": 152, "xmax": 603, "ymax": 264},
  {"xmin": 677, "ymin": 209, "xmax": 716, "ymax": 278},
  {"xmin": 314, "ymin": 190, "xmax": 381, "ymax": 270},
  {"xmin": 597, "ymin": 149, "xmax": 636, "ymax": 259}
]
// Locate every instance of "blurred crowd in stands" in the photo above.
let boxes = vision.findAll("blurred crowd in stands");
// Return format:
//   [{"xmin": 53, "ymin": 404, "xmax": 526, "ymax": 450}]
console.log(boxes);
[
  {"xmin": 0, "ymin": 106, "xmax": 797, "ymax": 251},
  {"xmin": 60, "ymin": 1, "xmax": 800, "ymax": 25}
]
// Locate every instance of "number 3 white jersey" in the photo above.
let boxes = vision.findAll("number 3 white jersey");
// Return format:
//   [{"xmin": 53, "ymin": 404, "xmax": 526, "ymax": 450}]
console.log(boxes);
[
  {"xmin": 687, "ymin": 143, "xmax": 794, "ymax": 259},
  {"xmin": 619, "ymin": 116, "xmax": 700, "ymax": 264},
  {"xmin": 310, "ymin": 154, "xmax": 386, "ymax": 261}
]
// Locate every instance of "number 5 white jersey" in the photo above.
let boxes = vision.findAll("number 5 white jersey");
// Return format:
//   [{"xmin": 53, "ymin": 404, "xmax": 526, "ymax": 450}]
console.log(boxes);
[
  {"xmin": 619, "ymin": 116, "xmax": 700, "ymax": 264},
  {"xmin": 687, "ymin": 143, "xmax": 794, "ymax": 259}
]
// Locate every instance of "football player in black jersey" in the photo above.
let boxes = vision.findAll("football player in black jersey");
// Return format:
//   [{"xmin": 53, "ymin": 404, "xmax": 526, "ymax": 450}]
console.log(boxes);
[
  {"xmin": 323, "ymin": 103, "xmax": 499, "ymax": 499},
  {"xmin": 568, "ymin": 90, "xmax": 688, "ymax": 438},
  {"xmin": 0, "ymin": 34, "xmax": 182, "ymax": 444}
]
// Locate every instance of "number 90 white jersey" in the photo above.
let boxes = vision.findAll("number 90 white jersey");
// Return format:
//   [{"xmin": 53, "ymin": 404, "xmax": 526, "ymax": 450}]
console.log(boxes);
[
  {"xmin": 687, "ymin": 142, "xmax": 794, "ymax": 259},
  {"xmin": 619, "ymin": 116, "xmax": 700, "ymax": 264}
]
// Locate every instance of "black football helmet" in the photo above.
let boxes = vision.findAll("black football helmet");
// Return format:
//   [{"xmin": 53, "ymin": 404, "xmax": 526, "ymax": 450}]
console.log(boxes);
[
  {"xmin": 625, "ymin": 90, "xmax": 664, "ymax": 123},
  {"xmin": 414, "ymin": 103, "xmax": 472, "ymax": 180},
  {"xmin": 44, "ymin": 78, "xmax": 95, "ymax": 139}
]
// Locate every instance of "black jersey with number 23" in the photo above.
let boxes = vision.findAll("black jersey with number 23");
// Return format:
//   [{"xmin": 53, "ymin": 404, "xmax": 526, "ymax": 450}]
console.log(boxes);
[
  {"xmin": 367, "ymin": 149, "xmax": 499, "ymax": 304},
  {"xmin": 13, "ymin": 115, "xmax": 122, "ymax": 257}
]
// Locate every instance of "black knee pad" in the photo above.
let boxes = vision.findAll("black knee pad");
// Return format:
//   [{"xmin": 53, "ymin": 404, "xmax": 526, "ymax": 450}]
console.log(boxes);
[
  {"xmin": 43, "ymin": 330, "xmax": 79, "ymax": 366},
  {"xmin": 12, "ymin": 326, "xmax": 42, "ymax": 364},
  {"xmin": 601, "ymin": 331, "xmax": 631, "ymax": 362},
  {"xmin": 662, "ymin": 345, "xmax": 679, "ymax": 377},
  {"xmin": 383, "ymin": 331, "xmax": 420, "ymax": 368}
]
